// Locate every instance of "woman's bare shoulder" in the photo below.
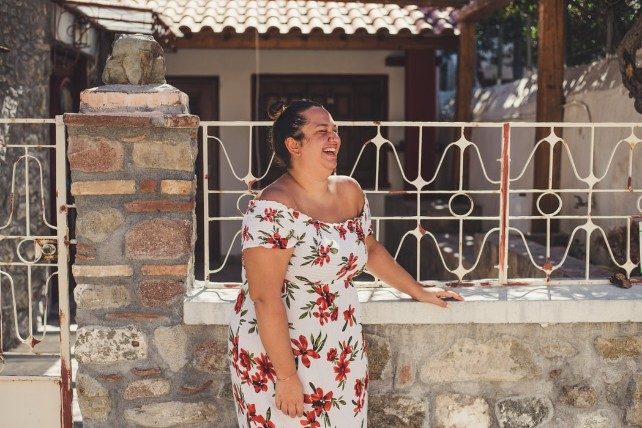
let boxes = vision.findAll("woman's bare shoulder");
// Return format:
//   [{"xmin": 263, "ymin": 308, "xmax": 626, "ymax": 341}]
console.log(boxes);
[
  {"xmin": 331, "ymin": 175, "xmax": 364, "ymax": 207},
  {"xmin": 255, "ymin": 178, "xmax": 296, "ymax": 207}
]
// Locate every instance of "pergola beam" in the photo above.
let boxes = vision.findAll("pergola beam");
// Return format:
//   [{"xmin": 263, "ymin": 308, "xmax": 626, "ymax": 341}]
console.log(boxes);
[{"xmin": 458, "ymin": 0, "xmax": 512, "ymax": 22}]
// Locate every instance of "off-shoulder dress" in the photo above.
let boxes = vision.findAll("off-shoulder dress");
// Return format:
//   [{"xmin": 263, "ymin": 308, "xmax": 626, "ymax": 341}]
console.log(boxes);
[{"xmin": 228, "ymin": 197, "xmax": 372, "ymax": 428}]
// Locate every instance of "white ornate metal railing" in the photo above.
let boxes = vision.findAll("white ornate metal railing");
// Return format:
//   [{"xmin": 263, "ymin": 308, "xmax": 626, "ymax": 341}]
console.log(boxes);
[
  {"xmin": 0, "ymin": 117, "xmax": 72, "ymax": 422},
  {"xmin": 199, "ymin": 120, "xmax": 642, "ymax": 289}
]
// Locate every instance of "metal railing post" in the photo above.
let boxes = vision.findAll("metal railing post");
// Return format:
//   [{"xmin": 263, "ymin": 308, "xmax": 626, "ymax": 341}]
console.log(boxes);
[
  {"xmin": 498, "ymin": 123, "xmax": 511, "ymax": 284},
  {"xmin": 55, "ymin": 115, "xmax": 72, "ymax": 427}
]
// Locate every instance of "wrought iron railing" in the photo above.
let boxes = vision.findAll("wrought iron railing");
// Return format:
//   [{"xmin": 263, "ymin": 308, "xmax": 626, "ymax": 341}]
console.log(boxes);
[
  {"xmin": 199, "ymin": 120, "xmax": 642, "ymax": 289},
  {"xmin": 0, "ymin": 117, "xmax": 72, "ymax": 394}
]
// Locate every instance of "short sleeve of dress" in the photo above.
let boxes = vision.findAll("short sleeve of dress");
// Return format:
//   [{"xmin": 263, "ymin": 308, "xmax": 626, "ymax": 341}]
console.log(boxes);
[
  {"xmin": 241, "ymin": 199, "xmax": 300, "ymax": 250},
  {"xmin": 363, "ymin": 196, "xmax": 373, "ymax": 237}
]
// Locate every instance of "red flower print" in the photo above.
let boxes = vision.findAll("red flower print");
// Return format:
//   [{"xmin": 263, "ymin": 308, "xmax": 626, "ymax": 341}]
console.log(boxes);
[
  {"xmin": 292, "ymin": 211, "xmax": 300, "ymax": 219},
  {"xmin": 304, "ymin": 387, "xmax": 334, "ymax": 417},
  {"xmin": 312, "ymin": 308, "xmax": 330, "ymax": 325},
  {"xmin": 246, "ymin": 403, "xmax": 257, "ymax": 419},
  {"xmin": 334, "ymin": 356, "xmax": 351, "ymax": 382},
  {"xmin": 300, "ymin": 410, "xmax": 320, "ymax": 428},
  {"xmin": 233, "ymin": 384, "xmax": 246, "ymax": 412},
  {"xmin": 250, "ymin": 371, "xmax": 268, "ymax": 393},
  {"xmin": 240, "ymin": 369, "xmax": 251, "ymax": 384},
  {"xmin": 242, "ymin": 225, "xmax": 253, "ymax": 242},
  {"xmin": 354, "ymin": 379, "xmax": 363, "ymax": 398},
  {"xmin": 340, "ymin": 341, "xmax": 353, "ymax": 359},
  {"xmin": 266, "ymin": 231, "xmax": 289, "ymax": 249},
  {"xmin": 239, "ymin": 349, "xmax": 253, "ymax": 370},
  {"xmin": 313, "ymin": 244, "xmax": 332, "ymax": 266},
  {"xmin": 342, "ymin": 305, "xmax": 356, "ymax": 330},
  {"xmin": 254, "ymin": 353, "xmax": 276, "ymax": 382},
  {"xmin": 291, "ymin": 335, "xmax": 320, "ymax": 368},
  {"xmin": 234, "ymin": 290, "xmax": 245, "ymax": 314},
  {"xmin": 326, "ymin": 348, "xmax": 337, "ymax": 362},
  {"xmin": 336, "ymin": 253, "xmax": 358, "ymax": 281},
  {"xmin": 347, "ymin": 220, "xmax": 355, "ymax": 232},
  {"xmin": 252, "ymin": 415, "xmax": 276, "ymax": 428},
  {"xmin": 262, "ymin": 208, "xmax": 278, "ymax": 222},
  {"xmin": 330, "ymin": 307, "xmax": 339, "ymax": 322},
  {"xmin": 313, "ymin": 284, "xmax": 336, "ymax": 309},
  {"xmin": 334, "ymin": 224, "xmax": 347, "ymax": 240}
]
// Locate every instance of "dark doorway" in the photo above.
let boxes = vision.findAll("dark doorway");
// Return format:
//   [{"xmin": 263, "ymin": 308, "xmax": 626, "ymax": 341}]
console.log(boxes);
[
  {"xmin": 251, "ymin": 74, "xmax": 389, "ymax": 189},
  {"xmin": 166, "ymin": 76, "xmax": 220, "ymax": 281}
]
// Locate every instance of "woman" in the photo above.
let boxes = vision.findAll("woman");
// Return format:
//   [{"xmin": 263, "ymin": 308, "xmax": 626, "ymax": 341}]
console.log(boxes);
[{"xmin": 228, "ymin": 100, "xmax": 464, "ymax": 428}]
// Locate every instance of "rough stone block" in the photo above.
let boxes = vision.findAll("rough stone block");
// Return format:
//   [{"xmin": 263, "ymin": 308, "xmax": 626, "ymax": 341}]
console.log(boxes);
[
  {"xmin": 594, "ymin": 336, "xmax": 641, "ymax": 361},
  {"xmin": 105, "ymin": 312, "xmax": 168, "ymax": 322},
  {"xmin": 131, "ymin": 367, "xmax": 162, "ymax": 377},
  {"xmin": 139, "ymin": 280, "xmax": 184, "ymax": 307},
  {"xmin": 76, "ymin": 373, "xmax": 111, "ymax": 421},
  {"xmin": 394, "ymin": 355, "xmax": 415, "ymax": 388},
  {"xmin": 420, "ymin": 337, "xmax": 538, "ymax": 383},
  {"xmin": 193, "ymin": 339, "xmax": 228, "ymax": 374},
  {"xmin": 561, "ymin": 385, "xmax": 598, "ymax": 408},
  {"xmin": 132, "ymin": 140, "xmax": 196, "ymax": 171},
  {"xmin": 75, "ymin": 243, "xmax": 96, "ymax": 261},
  {"xmin": 124, "ymin": 379, "xmax": 171, "ymax": 400},
  {"xmin": 435, "ymin": 393, "xmax": 491, "ymax": 428},
  {"xmin": 368, "ymin": 394, "xmax": 426, "ymax": 427},
  {"xmin": 627, "ymin": 374, "xmax": 642, "ymax": 426},
  {"xmin": 154, "ymin": 325, "xmax": 188, "ymax": 372},
  {"xmin": 576, "ymin": 410, "xmax": 616, "ymax": 428},
  {"xmin": 75, "ymin": 326, "xmax": 147, "ymax": 364},
  {"xmin": 141, "ymin": 264, "xmax": 189, "ymax": 277},
  {"xmin": 539, "ymin": 339, "xmax": 578, "ymax": 359},
  {"xmin": 365, "ymin": 333, "xmax": 390, "ymax": 380},
  {"xmin": 123, "ymin": 402, "xmax": 216, "ymax": 427},
  {"xmin": 161, "ymin": 179, "xmax": 195, "ymax": 195},
  {"xmin": 74, "ymin": 284, "xmax": 130, "ymax": 310},
  {"xmin": 71, "ymin": 180, "xmax": 136, "ymax": 196},
  {"xmin": 76, "ymin": 208, "xmax": 124, "ymax": 242},
  {"xmin": 495, "ymin": 396, "xmax": 553, "ymax": 428},
  {"xmin": 125, "ymin": 218, "xmax": 192, "ymax": 260},
  {"xmin": 124, "ymin": 200, "xmax": 193, "ymax": 213},
  {"xmin": 72, "ymin": 264, "xmax": 133, "ymax": 278},
  {"xmin": 140, "ymin": 179, "xmax": 157, "ymax": 193},
  {"xmin": 68, "ymin": 135, "xmax": 123, "ymax": 172}
]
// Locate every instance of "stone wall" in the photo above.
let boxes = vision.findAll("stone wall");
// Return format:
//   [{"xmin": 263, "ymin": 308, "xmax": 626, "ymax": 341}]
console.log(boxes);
[
  {"xmin": 0, "ymin": 0, "xmax": 52, "ymax": 349},
  {"xmin": 177, "ymin": 322, "xmax": 642, "ymax": 428}
]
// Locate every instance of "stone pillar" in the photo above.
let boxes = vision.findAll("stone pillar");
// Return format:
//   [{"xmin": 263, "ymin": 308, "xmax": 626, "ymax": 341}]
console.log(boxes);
[{"xmin": 64, "ymin": 35, "xmax": 215, "ymax": 426}]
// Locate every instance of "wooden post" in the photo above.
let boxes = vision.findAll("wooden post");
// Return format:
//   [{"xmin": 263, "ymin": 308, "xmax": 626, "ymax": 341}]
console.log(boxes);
[
  {"xmin": 404, "ymin": 49, "xmax": 437, "ymax": 184},
  {"xmin": 454, "ymin": 21, "xmax": 475, "ymax": 189},
  {"xmin": 531, "ymin": 0, "xmax": 565, "ymax": 233}
]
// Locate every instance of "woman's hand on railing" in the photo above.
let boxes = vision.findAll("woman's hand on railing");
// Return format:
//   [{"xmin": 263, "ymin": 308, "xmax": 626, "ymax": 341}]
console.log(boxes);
[{"xmin": 411, "ymin": 286, "xmax": 464, "ymax": 308}]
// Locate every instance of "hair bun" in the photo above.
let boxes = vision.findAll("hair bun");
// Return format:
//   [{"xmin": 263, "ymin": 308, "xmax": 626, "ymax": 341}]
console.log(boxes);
[{"xmin": 268, "ymin": 100, "xmax": 287, "ymax": 121}]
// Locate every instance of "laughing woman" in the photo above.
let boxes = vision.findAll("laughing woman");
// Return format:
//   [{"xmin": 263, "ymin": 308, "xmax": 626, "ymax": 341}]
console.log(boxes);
[{"xmin": 228, "ymin": 99, "xmax": 463, "ymax": 427}]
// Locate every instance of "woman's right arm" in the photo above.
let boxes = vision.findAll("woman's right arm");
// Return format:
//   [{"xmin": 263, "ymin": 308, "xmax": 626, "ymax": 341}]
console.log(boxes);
[{"xmin": 243, "ymin": 245, "xmax": 304, "ymax": 419}]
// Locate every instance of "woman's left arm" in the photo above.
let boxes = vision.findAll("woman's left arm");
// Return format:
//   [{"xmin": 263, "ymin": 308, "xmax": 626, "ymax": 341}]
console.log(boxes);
[{"xmin": 365, "ymin": 235, "xmax": 464, "ymax": 308}]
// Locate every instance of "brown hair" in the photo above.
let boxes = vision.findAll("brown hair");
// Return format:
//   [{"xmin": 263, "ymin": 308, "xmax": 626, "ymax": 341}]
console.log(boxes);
[{"xmin": 268, "ymin": 99, "xmax": 324, "ymax": 168}]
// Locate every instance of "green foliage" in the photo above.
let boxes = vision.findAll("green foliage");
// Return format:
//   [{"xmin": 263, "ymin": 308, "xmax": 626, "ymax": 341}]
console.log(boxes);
[{"xmin": 476, "ymin": 0, "xmax": 641, "ymax": 81}]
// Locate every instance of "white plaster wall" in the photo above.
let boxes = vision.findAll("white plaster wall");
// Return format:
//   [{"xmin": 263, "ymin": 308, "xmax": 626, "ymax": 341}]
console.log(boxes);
[
  {"xmin": 165, "ymin": 49, "xmax": 405, "ymax": 258},
  {"xmin": 469, "ymin": 56, "xmax": 642, "ymax": 240}
]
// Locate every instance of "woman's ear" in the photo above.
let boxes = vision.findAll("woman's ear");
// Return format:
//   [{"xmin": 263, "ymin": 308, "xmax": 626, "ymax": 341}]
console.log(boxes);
[{"xmin": 285, "ymin": 137, "xmax": 301, "ymax": 157}]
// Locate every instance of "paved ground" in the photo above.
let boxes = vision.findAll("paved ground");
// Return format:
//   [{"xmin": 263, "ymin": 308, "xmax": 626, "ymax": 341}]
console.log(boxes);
[{"xmin": 2, "ymin": 325, "xmax": 82, "ymax": 426}]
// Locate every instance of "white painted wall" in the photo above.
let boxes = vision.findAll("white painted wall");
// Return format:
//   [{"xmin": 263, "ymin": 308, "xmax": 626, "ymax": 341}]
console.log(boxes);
[
  {"xmin": 165, "ymin": 49, "xmax": 406, "ymax": 258},
  {"xmin": 469, "ymin": 56, "xmax": 642, "ymax": 240}
]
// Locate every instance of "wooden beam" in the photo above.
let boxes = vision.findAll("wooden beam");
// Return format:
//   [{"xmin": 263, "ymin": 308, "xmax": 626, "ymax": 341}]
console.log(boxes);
[
  {"xmin": 175, "ymin": 32, "xmax": 458, "ymax": 51},
  {"xmin": 458, "ymin": 0, "xmax": 512, "ymax": 23},
  {"xmin": 454, "ymin": 21, "xmax": 475, "ymax": 188},
  {"xmin": 531, "ymin": 0, "xmax": 564, "ymax": 233}
]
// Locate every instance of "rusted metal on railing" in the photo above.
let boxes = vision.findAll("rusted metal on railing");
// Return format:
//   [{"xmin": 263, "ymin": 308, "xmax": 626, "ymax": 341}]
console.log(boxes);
[
  {"xmin": 0, "ymin": 117, "xmax": 72, "ymax": 427},
  {"xmin": 199, "ymin": 120, "xmax": 642, "ymax": 289}
]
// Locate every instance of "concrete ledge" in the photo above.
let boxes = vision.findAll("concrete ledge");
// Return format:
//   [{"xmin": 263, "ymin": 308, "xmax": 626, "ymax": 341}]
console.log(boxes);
[{"xmin": 184, "ymin": 284, "xmax": 642, "ymax": 325}]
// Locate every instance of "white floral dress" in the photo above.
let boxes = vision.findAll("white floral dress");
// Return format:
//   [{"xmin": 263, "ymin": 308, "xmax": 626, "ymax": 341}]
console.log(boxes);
[{"xmin": 228, "ymin": 197, "xmax": 371, "ymax": 428}]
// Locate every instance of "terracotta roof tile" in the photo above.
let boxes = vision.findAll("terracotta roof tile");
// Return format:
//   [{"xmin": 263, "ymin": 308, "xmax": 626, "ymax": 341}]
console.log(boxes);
[{"xmin": 78, "ymin": 0, "xmax": 458, "ymax": 38}]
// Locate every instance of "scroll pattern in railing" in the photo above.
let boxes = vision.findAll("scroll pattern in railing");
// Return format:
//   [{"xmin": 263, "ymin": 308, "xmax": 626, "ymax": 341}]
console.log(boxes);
[
  {"xmin": 200, "ymin": 121, "xmax": 642, "ymax": 288},
  {"xmin": 0, "ymin": 118, "xmax": 72, "ymax": 398}
]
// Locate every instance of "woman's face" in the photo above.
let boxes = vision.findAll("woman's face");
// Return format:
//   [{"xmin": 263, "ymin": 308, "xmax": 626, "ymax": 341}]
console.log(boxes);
[{"xmin": 295, "ymin": 106, "xmax": 340, "ymax": 173}]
